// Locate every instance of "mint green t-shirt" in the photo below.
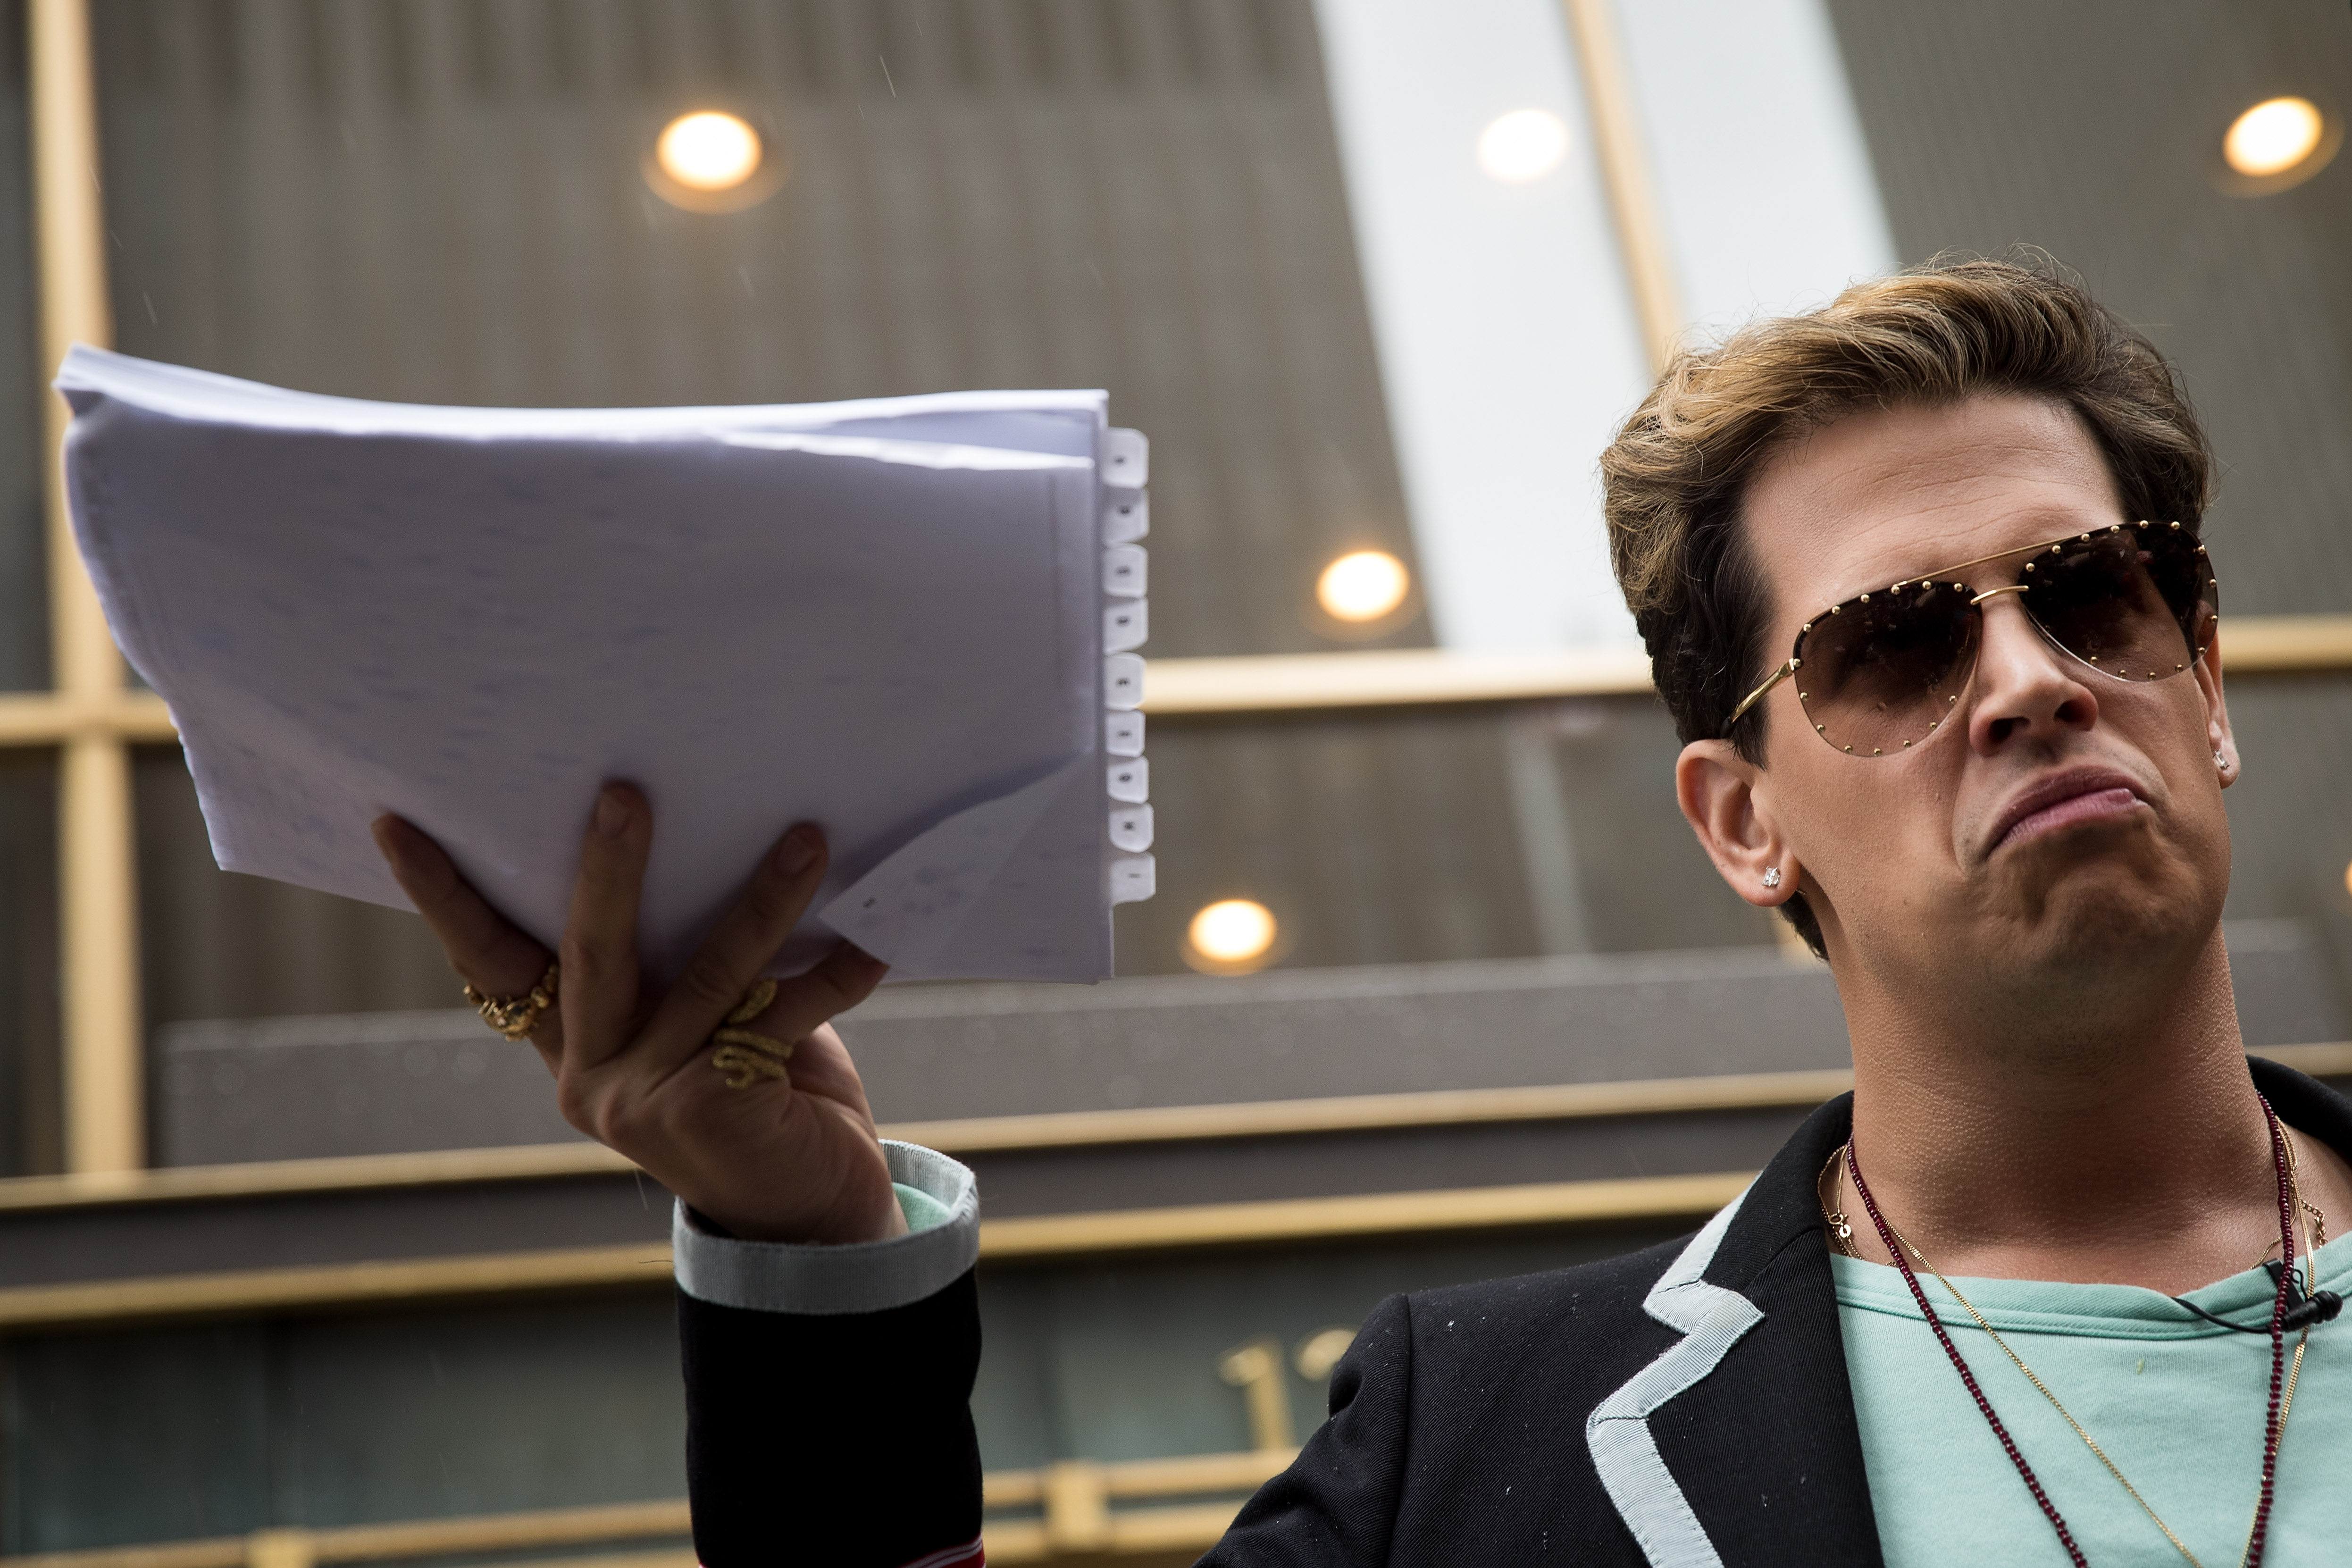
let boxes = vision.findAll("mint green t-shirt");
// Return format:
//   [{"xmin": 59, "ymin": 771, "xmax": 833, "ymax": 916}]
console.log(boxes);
[
  {"xmin": 894, "ymin": 1181, "xmax": 953, "ymax": 1232},
  {"xmin": 1835, "ymin": 1236, "xmax": 2352, "ymax": 1565}
]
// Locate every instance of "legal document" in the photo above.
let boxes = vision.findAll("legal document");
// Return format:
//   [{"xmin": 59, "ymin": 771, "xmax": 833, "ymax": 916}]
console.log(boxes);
[{"xmin": 58, "ymin": 347, "xmax": 1155, "ymax": 983}]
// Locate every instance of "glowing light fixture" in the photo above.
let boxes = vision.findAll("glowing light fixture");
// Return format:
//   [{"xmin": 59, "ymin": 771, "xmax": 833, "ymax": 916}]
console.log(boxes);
[
  {"xmin": 2225, "ymin": 97, "xmax": 2324, "ymax": 177},
  {"xmin": 2215, "ymin": 96, "xmax": 2338, "ymax": 196},
  {"xmin": 658, "ymin": 111, "xmax": 763, "ymax": 191},
  {"xmin": 645, "ymin": 111, "xmax": 786, "ymax": 213},
  {"xmin": 1477, "ymin": 109, "xmax": 1570, "ymax": 184},
  {"xmin": 1187, "ymin": 899, "xmax": 1278, "ymax": 972},
  {"xmin": 1316, "ymin": 550, "xmax": 1411, "ymax": 623}
]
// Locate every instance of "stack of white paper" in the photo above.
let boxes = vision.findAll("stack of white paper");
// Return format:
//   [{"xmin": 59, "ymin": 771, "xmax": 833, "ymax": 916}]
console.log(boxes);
[{"xmin": 58, "ymin": 347, "xmax": 1155, "ymax": 983}]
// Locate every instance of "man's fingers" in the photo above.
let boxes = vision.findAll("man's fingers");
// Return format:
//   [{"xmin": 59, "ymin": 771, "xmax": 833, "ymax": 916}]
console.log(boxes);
[
  {"xmin": 643, "ymin": 823, "xmax": 831, "ymax": 1062},
  {"xmin": 559, "ymin": 784, "xmax": 653, "ymax": 1070},
  {"xmin": 752, "ymin": 944, "xmax": 890, "ymax": 1057},
  {"xmin": 692, "ymin": 957, "xmax": 887, "ymax": 1135},
  {"xmin": 373, "ymin": 814, "xmax": 565, "ymax": 1067},
  {"xmin": 373, "ymin": 813, "xmax": 550, "ymax": 992}
]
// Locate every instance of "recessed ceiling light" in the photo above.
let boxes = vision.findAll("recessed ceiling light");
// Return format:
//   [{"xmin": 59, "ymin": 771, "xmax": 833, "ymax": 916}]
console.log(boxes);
[
  {"xmin": 1186, "ymin": 899, "xmax": 1279, "ymax": 972},
  {"xmin": 1477, "ymin": 109, "xmax": 1570, "ymax": 184},
  {"xmin": 1316, "ymin": 550, "xmax": 1411, "ymax": 623},
  {"xmin": 2226, "ymin": 98, "xmax": 2323, "ymax": 177},
  {"xmin": 658, "ymin": 111, "xmax": 763, "ymax": 192},
  {"xmin": 644, "ymin": 111, "xmax": 788, "ymax": 213},
  {"xmin": 2216, "ymin": 96, "xmax": 2338, "ymax": 195}
]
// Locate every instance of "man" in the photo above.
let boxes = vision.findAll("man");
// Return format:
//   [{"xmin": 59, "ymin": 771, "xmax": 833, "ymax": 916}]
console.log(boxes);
[{"xmin": 377, "ymin": 258, "xmax": 2352, "ymax": 1566}]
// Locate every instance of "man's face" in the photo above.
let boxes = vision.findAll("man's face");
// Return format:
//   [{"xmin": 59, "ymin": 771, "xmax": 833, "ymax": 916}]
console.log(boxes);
[{"xmin": 1736, "ymin": 394, "xmax": 2234, "ymax": 1002}]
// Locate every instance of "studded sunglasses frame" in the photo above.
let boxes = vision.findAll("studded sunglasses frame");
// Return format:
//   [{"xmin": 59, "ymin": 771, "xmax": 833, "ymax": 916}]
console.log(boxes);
[{"xmin": 1726, "ymin": 520, "xmax": 2218, "ymax": 756}]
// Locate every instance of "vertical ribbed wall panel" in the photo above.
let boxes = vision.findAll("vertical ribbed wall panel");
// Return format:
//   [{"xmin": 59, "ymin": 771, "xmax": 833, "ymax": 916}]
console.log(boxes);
[
  {"xmin": 94, "ymin": 0, "xmax": 1425, "ymax": 660},
  {"xmin": 0, "ymin": 0, "xmax": 44, "ymax": 692},
  {"xmin": 92, "ymin": 0, "xmax": 1552, "ymax": 1008},
  {"xmin": 1827, "ymin": 0, "xmax": 2352, "ymax": 621}
]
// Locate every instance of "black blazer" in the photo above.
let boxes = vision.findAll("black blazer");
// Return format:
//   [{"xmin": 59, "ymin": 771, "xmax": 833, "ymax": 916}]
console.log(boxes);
[{"xmin": 676, "ymin": 1058, "xmax": 2352, "ymax": 1567}]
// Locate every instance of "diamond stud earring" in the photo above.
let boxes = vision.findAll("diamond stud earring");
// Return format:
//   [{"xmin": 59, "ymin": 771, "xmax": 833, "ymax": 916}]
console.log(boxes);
[{"xmin": 1761, "ymin": 866, "xmax": 1783, "ymax": 889}]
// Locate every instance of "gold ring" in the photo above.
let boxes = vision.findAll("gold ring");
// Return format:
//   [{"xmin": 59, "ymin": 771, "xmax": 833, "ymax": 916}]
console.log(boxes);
[
  {"xmin": 710, "ymin": 978, "xmax": 796, "ymax": 1089},
  {"xmin": 464, "ymin": 961, "xmax": 560, "ymax": 1042}
]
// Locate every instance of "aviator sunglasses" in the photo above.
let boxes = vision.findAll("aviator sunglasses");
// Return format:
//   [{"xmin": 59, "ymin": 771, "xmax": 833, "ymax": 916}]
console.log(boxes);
[{"xmin": 1728, "ymin": 520, "xmax": 2219, "ymax": 757}]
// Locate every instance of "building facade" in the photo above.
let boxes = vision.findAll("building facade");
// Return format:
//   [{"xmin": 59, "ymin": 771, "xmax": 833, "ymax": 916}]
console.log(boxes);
[{"xmin": 2, "ymin": 1, "xmax": 2350, "ymax": 1561}]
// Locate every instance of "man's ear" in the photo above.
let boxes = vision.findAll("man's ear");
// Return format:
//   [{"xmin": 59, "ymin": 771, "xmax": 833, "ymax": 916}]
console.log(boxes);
[
  {"xmin": 1676, "ymin": 738, "xmax": 1798, "ymax": 908},
  {"xmin": 2199, "ymin": 626, "xmax": 2238, "ymax": 786}
]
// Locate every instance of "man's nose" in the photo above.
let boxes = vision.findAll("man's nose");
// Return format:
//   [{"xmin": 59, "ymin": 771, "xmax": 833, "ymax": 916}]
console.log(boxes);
[{"xmin": 1966, "ymin": 595, "xmax": 2099, "ymax": 754}]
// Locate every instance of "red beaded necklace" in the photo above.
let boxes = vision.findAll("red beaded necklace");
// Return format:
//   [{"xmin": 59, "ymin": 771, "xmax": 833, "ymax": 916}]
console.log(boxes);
[{"xmin": 1842, "ymin": 1095, "xmax": 2299, "ymax": 1568}]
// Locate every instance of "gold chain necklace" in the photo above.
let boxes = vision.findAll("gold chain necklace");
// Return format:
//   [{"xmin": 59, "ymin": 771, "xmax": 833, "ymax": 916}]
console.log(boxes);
[{"xmin": 1820, "ymin": 1140, "xmax": 2323, "ymax": 1568}]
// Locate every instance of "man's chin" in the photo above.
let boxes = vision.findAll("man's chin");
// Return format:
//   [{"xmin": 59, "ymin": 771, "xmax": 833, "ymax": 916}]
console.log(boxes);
[{"xmin": 1981, "ymin": 850, "xmax": 2217, "ymax": 980}]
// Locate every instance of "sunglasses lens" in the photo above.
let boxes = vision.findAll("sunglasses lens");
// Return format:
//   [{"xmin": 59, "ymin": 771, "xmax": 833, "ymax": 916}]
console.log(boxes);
[
  {"xmin": 1797, "ymin": 581, "xmax": 1978, "ymax": 755},
  {"xmin": 2026, "ymin": 529, "xmax": 2216, "ymax": 682}
]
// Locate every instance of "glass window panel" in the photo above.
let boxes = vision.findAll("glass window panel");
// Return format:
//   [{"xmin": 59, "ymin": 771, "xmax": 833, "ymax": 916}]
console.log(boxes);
[
  {"xmin": 92, "ymin": 0, "xmax": 1635, "ymax": 1041},
  {"xmin": 85, "ymin": 0, "xmax": 1875, "ymax": 1092},
  {"xmin": 0, "ymin": 1298, "xmax": 686, "ymax": 1552}
]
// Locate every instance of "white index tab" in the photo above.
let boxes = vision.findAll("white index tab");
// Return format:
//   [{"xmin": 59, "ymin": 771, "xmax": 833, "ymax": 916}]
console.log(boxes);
[
  {"xmin": 1103, "ymin": 545, "xmax": 1147, "ymax": 598},
  {"xmin": 1104, "ymin": 600, "xmax": 1148, "ymax": 654},
  {"xmin": 1104, "ymin": 654, "xmax": 1145, "ymax": 710},
  {"xmin": 1103, "ymin": 428, "xmax": 1148, "ymax": 489},
  {"xmin": 1108, "ymin": 854, "xmax": 1156, "ymax": 905},
  {"xmin": 1109, "ymin": 804, "xmax": 1154, "ymax": 852},
  {"xmin": 1107, "ymin": 757, "xmax": 1148, "ymax": 803},
  {"xmin": 1103, "ymin": 492, "xmax": 1149, "ymax": 543},
  {"xmin": 1104, "ymin": 710, "xmax": 1144, "ymax": 756}
]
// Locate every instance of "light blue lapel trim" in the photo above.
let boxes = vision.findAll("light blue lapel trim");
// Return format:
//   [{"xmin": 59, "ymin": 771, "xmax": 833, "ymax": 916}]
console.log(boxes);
[{"xmin": 1584, "ymin": 1186, "xmax": 1765, "ymax": 1568}]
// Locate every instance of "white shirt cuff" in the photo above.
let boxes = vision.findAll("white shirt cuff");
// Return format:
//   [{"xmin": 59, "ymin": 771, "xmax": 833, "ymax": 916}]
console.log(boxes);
[{"xmin": 671, "ymin": 1141, "xmax": 979, "ymax": 1316}]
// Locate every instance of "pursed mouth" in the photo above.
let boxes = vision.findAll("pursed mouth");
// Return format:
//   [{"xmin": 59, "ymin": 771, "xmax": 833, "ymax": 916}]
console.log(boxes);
[{"xmin": 1987, "ymin": 771, "xmax": 2149, "ymax": 856}]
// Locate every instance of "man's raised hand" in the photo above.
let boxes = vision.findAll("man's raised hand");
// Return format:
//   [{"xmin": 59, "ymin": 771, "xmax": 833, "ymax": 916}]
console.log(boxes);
[{"xmin": 373, "ymin": 784, "xmax": 901, "ymax": 1244}]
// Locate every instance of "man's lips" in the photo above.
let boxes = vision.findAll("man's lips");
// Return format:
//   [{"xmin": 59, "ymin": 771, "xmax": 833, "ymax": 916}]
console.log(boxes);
[{"xmin": 1987, "ymin": 771, "xmax": 2148, "ymax": 855}]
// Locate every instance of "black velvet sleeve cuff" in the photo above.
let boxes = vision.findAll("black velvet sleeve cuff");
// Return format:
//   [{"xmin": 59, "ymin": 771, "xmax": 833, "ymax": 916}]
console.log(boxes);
[{"xmin": 678, "ymin": 1266, "xmax": 984, "ymax": 1568}]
